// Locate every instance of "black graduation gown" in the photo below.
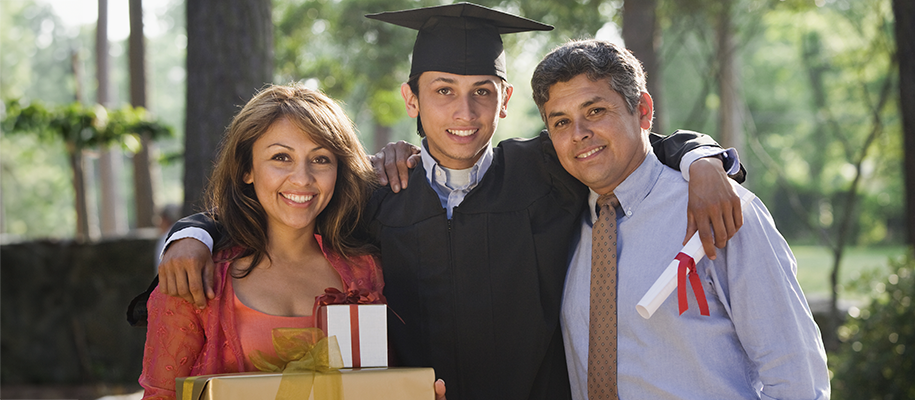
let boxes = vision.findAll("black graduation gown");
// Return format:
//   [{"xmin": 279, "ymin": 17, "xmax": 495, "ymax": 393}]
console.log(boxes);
[{"xmin": 364, "ymin": 131, "xmax": 585, "ymax": 400}]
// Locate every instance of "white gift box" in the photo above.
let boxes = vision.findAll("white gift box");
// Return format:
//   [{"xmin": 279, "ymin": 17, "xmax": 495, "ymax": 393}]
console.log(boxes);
[{"xmin": 316, "ymin": 304, "xmax": 388, "ymax": 368}]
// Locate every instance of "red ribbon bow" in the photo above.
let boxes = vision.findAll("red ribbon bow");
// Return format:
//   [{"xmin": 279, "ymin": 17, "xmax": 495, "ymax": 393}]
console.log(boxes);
[
  {"xmin": 676, "ymin": 252, "xmax": 710, "ymax": 316},
  {"xmin": 315, "ymin": 284, "xmax": 385, "ymax": 307}
]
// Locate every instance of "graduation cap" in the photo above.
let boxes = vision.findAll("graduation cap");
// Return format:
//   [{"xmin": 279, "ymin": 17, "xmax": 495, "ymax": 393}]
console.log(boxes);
[{"xmin": 366, "ymin": 2, "xmax": 553, "ymax": 81}]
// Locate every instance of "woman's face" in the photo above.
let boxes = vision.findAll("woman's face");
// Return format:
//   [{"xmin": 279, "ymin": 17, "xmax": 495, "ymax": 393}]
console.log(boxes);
[{"xmin": 244, "ymin": 117, "xmax": 337, "ymax": 237}]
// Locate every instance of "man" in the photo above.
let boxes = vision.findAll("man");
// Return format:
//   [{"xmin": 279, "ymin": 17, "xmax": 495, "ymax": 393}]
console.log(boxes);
[
  {"xmin": 531, "ymin": 39, "xmax": 829, "ymax": 399},
  {"xmin": 144, "ymin": 4, "xmax": 744, "ymax": 399}
]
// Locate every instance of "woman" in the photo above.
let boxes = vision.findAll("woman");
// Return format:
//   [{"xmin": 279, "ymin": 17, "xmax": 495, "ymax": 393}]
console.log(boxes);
[{"xmin": 139, "ymin": 84, "xmax": 383, "ymax": 399}]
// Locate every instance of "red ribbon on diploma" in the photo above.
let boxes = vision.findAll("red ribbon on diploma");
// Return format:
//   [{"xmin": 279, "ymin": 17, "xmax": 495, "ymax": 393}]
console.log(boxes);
[{"xmin": 675, "ymin": 252, "xmax": 710, "ymax": 316}]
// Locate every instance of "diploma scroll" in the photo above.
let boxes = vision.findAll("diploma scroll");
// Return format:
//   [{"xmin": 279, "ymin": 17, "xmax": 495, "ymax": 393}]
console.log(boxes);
[
  {"xmin": 635, "ymin": 186, "xmax": 756, "ymax": 319},
  {"xmin": 635, "ymin": 233, "xmax": 704, "ymax": 319}
]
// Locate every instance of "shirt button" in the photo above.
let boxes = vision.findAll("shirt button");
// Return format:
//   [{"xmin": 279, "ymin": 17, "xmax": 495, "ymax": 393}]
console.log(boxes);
[{"xmin": 626, "ymin": 210, "xmax": 632, "ymax": 216}]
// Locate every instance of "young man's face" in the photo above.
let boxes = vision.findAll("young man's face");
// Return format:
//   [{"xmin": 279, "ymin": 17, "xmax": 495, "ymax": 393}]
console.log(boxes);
[
  {"xmin": 543, "ymin": 74, "xmax": 652, "ymax": 195},
  {"xmin": 401, "ymin": 71, "xmax": 513, "ymax": 169}
]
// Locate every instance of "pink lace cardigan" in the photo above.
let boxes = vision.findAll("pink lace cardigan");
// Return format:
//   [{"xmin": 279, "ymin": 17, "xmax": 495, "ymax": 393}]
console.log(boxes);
[{"xmin": 138, "ymin": 235, "xmax": 384, "ymax": 400}]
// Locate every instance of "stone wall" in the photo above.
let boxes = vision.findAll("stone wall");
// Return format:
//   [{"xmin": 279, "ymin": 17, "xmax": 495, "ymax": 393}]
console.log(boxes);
[{"xmin": 1, "ymin": 234, "xmax": 159, "ymax": 385}]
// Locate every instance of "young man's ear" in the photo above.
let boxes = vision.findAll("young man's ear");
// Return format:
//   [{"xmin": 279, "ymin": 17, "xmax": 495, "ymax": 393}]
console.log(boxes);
[
  {"xmin": 401, "ymin": 82, "xmax": 420, "ymax": 119},
  {"xmin": 638, "ymin": 92, "xmax": 654, "ymax": 130},
  {"xmin": 499, "ymin": 84, "xmax": 514, "ymax": 119}
]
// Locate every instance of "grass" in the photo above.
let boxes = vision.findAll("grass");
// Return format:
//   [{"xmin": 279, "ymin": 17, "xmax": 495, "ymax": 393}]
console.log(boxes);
[{"xmin": 791, "ymin": 245, "xmax": 908, "ymax": 301}]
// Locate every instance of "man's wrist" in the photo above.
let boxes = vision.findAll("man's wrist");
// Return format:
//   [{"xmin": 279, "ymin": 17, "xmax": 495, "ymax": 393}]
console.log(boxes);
[
  {"xmin": 161, "ymin": 227, "xmax": 215, "ymax": 260},
  {"xmin": 689, "ymin": 156, "xmax": 726, "ymax": 178}
]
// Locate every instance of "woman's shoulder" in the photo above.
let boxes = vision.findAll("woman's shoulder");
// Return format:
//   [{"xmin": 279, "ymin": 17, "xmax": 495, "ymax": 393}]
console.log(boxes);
[
  {"xmin": 326, "ymin": 249, "xmax": 382, "ymax": 290},
  {"xmin": 329, "ymin": 249, "xmax": 380, "ymax": 275},
  {"xmin": 209, "ymin": 246, "xmax": 244, "ymax": 296}
]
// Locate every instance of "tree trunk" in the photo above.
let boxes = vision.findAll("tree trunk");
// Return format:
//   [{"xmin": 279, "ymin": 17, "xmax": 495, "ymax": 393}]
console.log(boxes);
[
  {"xmin": 800, "ymin": 32, "xmax": 830, "ymax": 197},
  {"xmin": 824, "ymin": 61, "xmax": 893, "ymax": 352},
  {"xmin": 97, "ymin": 0, "xmax": 127, "ymax": 236},
  {"xmin": 622, "ymin": 0, "xmax": 663, "ymax": 133},
  {"xmin": 71, "ymin": 52, "xmax": 92, "ymax": 240},
  {"xmin": 894, "ymin": 0, "xmax": 915, "ymax": 249},
  {"xmin": 68, "ymin": 144, "xmax": 91, "ymax": 242},
  {"xmin": 183, "ymin": 0, "xmax": 273, "ymax": 215},
  {"xmin": 716, "ymin": 0, "xmax": 744, "ymax": 155},
  {"xmin": 129, "ymin": 0, "xmax": 156, "ymax": 229},
  {"xmin": 373, "ymin": 123, "xmax": 392, "ymax": 154},
  {"xmin": 96, "ymin": 0, "xmax": 110, "ymax": 108}
]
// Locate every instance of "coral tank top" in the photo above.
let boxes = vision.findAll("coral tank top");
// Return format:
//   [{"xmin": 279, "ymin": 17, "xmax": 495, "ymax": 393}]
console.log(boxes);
[{"xmin": 233, "ymin": 292, "xmax": 314, "ymax": 371}]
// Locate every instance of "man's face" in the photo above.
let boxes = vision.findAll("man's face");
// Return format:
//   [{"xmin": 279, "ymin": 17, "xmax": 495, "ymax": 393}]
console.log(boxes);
[
  {"xmin": 401, "ymin": 71, "xmax": 513, "ymax": 169},
  {"xmin": 543, "ymin": 74, "xmax": 652, "ymax": 195}
]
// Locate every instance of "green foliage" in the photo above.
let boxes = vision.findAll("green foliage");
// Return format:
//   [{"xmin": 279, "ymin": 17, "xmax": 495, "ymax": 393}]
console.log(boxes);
[
  {"xmin": 103, "ymin": 106, "xmax": 174, "ymax": 154},
  {"xmin": 0, "ymin": 134, "xmax": 75, "ymax": 238},
  {"xmin": 0, "ymin": 0, "xmax": 88, "ymax": 104},
  {"xmin": 658, "ymin": 0, "xmax": 903, "ymax": 246},
  {"xmin": 829, "ymin": 251, "xmax": 915, "ymax": 399},
  {"xmin": 2, "ymin": 99, "xmax": 172, "ymax": 151},
  {"xmin": 4, "ymin": 99, "xmax": 97, "ymax": 148}
]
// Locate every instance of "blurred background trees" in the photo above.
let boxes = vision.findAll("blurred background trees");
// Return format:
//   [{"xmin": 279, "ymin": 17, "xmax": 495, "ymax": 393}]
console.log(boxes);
[
  {"xmin": 0, "ymin": 0, "xmax": 912, "ymax": 393},
  {"xmin": 3, "ymin": 0, "xmax": 907, "ymax": 249},
  {"xmin": 2, "ymin": 0, "xmax": 186, "ymax": 239}
]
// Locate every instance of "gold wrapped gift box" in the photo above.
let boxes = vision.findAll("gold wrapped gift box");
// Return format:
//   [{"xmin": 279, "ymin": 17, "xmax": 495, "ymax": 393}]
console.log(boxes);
[{"xmin": 177, "ymin": 367, "xmax": 435, "ymax": 400}]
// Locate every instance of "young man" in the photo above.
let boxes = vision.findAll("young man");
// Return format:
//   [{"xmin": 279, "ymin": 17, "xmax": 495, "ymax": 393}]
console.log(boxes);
[
  {"xmin": 531, "ymin": 38, "xmax": 829, "ymax": 399},
  {"xmin": 143, "ymin": 4, "xmax": 744, "ymax": 399}
]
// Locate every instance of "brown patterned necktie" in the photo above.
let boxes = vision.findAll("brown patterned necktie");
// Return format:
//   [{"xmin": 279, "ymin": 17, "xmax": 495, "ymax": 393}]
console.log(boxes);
[{"xmin": 588, "ymin": 192, "xmax": 620, "ymax": 400}]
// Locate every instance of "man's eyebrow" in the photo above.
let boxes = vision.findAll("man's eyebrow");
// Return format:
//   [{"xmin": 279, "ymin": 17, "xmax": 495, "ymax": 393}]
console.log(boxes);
[
  {"xmin": 579, "ymin": 96, "xmax": 603, "ymax": 110},
  {"xmin": 546, "ymin": 96, "xmax": 604, "ymax": 120},
  {"xmin": 546, "ymin": 110, "xmax": 567, "ymax": 120},
  {"xmin": 430, "ymin": 77, "xmax": 456, "ymax": 85}
]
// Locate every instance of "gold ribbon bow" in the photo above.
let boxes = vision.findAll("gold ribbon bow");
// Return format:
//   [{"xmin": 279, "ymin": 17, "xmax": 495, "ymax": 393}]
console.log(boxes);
[{"xmin": 249, "ymin": 328, "xmax": 345, "ymax": 400}]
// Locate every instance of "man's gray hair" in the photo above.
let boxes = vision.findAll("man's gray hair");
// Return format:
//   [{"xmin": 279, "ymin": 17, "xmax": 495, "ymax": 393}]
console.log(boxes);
[{"xmin": 531, "ymin": 39, "xmax": 647, "ymax": 121}]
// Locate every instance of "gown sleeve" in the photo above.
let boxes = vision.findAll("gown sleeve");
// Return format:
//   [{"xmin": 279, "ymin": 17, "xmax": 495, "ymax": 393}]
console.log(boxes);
[
  {"xmin": 649, "ymin": 129, "xmax": 746, "ymax": 183},
  {"xmin": 166, "ymin": 212, "xmax": 226, "ymax": 246}
]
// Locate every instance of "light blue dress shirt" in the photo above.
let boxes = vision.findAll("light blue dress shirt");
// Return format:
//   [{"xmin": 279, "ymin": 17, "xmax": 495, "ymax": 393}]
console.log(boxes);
[
  {"xmin": 419, "ymin": 139, "xmax": 493, "ymax": 219},
  {"xmin": 561, "ymin": 151, "xmax": 830, "ymax": 400}
]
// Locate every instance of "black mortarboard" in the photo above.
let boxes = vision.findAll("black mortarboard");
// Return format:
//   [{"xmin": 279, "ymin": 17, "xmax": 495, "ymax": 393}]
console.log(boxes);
[{"xmin": 366, "ymin": 2, "xmax": 553, "ymax": 81}]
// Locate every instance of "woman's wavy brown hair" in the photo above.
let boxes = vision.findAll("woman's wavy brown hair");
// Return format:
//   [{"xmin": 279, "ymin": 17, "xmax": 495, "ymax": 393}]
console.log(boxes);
[{"xmin": 205, "ymin": 83, "xmax": 377, "ymax": 276}]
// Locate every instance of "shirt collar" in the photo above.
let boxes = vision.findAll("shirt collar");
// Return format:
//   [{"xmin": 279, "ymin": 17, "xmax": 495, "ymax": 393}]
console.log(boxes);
[
  {"xmin": 420, "ymin": 138, "xmax": 494, "ymax": 186},
  {"xmin": 587, "ymin": 151, "xmax": 664, "ymax": 224}
]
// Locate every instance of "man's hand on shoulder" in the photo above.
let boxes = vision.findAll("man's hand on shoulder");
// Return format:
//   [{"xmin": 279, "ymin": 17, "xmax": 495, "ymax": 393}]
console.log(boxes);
[
  {"xmin": 158, "ymin": 238, "xmax": 215, "ymax": 309},
  {"xmin": 685, "ymin": 156, "xmax": 743, "ymax": 260},
  {"xmin": 370, "ymin": 140, "xmax": 420, "ymax": 193}
]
